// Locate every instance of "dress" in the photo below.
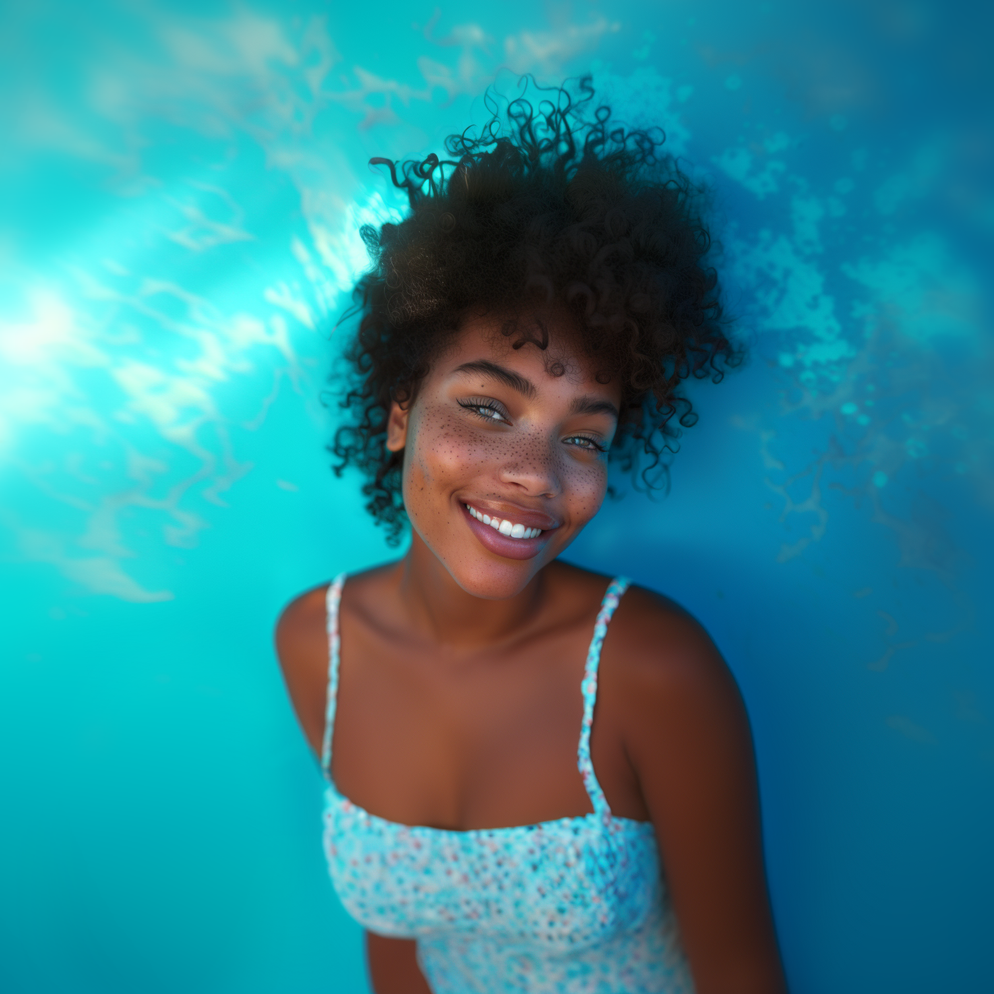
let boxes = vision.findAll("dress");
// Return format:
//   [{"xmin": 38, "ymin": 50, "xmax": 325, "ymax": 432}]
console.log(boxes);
[{"xmin": 321, "ymin": 574, "xmax": 695, "ymax": 993}]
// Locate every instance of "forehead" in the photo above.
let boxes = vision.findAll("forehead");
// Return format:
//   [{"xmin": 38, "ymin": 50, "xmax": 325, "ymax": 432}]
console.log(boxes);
[{"xmin": 434, "ymin": 310, "xmax": 616, "ymax": 394}]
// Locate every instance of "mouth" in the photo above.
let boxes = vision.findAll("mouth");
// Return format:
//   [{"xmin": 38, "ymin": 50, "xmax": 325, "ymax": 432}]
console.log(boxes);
[
  {"xmin": 460, "ymin": 501, "xmax": 558, "ymax": 561},
  {"xmin": 465, "ymin": 503, "xmax": 544, "ymax": 539}
]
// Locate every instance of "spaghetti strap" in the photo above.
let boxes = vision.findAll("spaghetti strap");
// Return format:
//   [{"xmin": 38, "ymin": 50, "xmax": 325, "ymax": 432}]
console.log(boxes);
[
  {"xmin": 577, "ymin": 576, "xmax": 631, "ymax": 818},
  {"xmin": 321, "ymin": 572, "xmax": 347, "ymax": 781}
]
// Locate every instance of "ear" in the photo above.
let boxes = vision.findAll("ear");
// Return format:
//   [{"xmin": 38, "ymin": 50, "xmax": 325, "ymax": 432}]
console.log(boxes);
[{"xmin": 385, "ymin": 400, "xmax": 410, "ymax": 453}]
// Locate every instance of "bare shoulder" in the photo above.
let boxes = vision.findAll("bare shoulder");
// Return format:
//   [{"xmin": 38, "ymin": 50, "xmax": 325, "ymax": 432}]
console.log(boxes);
[
  {"xmin": 274, "ymin": 582, "xmax": 330, "ymax": 674},
  {"xmin": 605, "ymin": 583, "xmax": 745, "ymax": 724},
  {"xmin": 273, "ymin": 564, "xmax": 399, "ymax": 753},
  {"xmin": 274, "ymin": 582, "xmax": 334, "ymax": 755},
  {"xmin": 274, "ymin": 563, "xmax": 393, "ymax": 670},
  {"xmin": 603, "ymin": 585, "xmax": 783, "ymax": 991}
]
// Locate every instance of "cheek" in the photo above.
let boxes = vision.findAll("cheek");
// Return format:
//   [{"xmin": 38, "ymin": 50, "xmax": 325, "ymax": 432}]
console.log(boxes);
[
  {"xmin": 406, "ymin": 408, "xmax": 493, "ymax": 489},
  {"xmin": 560, "ymin": 457, "xmax": 608, "ymax": 522}
]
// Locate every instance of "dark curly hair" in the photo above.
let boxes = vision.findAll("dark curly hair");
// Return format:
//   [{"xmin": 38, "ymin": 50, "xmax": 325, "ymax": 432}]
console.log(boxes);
[{"xmin": 331, "ymin": 76, "xmax": 740, "ymax": 543}]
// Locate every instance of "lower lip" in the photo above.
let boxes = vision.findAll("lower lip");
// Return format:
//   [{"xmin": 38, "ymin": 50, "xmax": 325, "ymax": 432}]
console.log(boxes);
[{"xmin": 460, "ymin": 504, "xmax": 553, "ymax": 561}]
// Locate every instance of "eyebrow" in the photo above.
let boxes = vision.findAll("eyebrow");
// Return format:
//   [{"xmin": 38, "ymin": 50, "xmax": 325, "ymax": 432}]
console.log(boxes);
[
  {"xmin": 453, "ymin": 360, "xmax": 536, "ymax": 399},
  {"xmin": 569, "ymin": 396, "xmax": 620, "ymax": 420},
  {"xmin": 453, "ymin": 360, "xmax": 619, "ymax": 421}
]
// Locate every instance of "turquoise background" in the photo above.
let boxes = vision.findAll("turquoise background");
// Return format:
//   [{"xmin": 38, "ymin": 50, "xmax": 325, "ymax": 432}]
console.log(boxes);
[{"xmin": 1, "ymin": 2, "xmax": 992, "ymax": 992}]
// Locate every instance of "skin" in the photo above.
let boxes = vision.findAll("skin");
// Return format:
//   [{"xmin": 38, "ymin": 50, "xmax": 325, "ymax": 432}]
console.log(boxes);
[{"xmin": 276, "ymin": 309, "xmax": 788, "ymax": 994}]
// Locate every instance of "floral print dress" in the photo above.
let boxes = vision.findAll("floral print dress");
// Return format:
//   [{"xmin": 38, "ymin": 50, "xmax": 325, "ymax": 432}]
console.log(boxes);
[{"xmin": 321, "ymin": 574, "xmax": 695, "ymax": 993}]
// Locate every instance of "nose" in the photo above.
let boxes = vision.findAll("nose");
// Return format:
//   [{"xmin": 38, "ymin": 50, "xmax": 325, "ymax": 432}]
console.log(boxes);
[{"xmin": 497, "ymin": 437, "xmax": 562, "ymax": 499}]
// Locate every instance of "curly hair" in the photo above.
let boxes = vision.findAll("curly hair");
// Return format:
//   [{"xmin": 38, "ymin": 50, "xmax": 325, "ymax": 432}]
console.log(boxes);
[{"xmin": 330, "ymin": 76, "xmax": 740, "ymax": 543}]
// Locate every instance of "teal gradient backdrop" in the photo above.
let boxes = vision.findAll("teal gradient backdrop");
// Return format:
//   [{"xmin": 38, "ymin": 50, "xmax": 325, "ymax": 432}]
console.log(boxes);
[{"xmin": 1, "ymin": 2, "xmax": 992, "ymax": 992}]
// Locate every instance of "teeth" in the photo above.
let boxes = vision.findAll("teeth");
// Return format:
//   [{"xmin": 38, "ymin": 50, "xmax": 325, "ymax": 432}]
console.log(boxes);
[{"xmin": 465, "ymin": 504, "xmax": 542, "ymax": 540}]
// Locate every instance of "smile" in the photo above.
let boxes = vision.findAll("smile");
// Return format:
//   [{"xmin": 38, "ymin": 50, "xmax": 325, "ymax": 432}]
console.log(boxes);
[{"xmin": 464, "ymin": 503, "xmax": 543, "ymax": 540}]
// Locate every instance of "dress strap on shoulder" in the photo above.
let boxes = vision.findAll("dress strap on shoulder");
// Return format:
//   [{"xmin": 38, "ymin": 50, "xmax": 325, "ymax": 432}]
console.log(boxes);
[
  {"xmin": 577, "ymin": 576, "xmax": 630, "ymax": 818},
  {"xmin": 320, "ymin": 572, "xmax": 347, "ymax": 780}
]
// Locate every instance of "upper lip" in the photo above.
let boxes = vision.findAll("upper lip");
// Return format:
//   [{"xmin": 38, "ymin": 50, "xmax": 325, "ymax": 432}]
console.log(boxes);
[{"xmin": 460, "ymin": 498, "xmax": 561, "ymax": 532}]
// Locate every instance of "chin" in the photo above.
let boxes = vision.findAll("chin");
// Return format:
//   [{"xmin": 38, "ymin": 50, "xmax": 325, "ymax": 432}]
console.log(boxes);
[{"xmin": 448, "ymin": 557, "xmax": 547, "ymax": 600}]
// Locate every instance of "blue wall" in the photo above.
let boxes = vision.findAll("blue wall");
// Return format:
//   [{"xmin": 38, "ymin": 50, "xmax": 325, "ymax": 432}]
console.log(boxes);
[{"xmin": 2, "ymin": 2, "xmax": 992, "ymax": 992}]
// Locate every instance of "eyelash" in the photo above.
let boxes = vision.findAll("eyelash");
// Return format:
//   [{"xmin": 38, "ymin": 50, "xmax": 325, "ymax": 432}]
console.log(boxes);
[
  {"xmin": 564, "ymin": 435, "xmax": 606, "ymax": 453},
  {"xmin": 458, "ymin": 399, "xmax": 607, "ymax": 453},
  {"xmin": 458, "ymin": 398, "xmax": 510, "ymax": 424}
]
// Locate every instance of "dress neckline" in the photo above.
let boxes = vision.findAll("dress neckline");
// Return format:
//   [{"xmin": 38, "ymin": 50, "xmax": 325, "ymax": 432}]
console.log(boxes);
[{"xmin": 324, "ymin": 776, "xmax": 654, "ymax": 835}]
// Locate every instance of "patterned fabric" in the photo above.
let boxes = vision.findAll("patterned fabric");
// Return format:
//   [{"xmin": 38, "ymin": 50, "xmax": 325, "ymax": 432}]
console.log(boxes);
[{"xmin": 321, "ymin": 574, "xmax": 695, "ymax": 993}]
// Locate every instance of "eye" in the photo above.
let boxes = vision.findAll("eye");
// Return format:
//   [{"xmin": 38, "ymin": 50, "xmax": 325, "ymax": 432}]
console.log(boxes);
[
  {"xmin": 563, "ymin": 434, "xmax": 606, "ymax": 453},
  {"xmin": 458, "ymin": 399, "xmax": 511, "ymax": 425}
]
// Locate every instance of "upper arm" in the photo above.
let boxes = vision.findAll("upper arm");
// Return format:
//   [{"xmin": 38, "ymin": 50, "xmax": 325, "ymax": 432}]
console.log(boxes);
[
  {"xmin": 365, "ymin": 932, "xmax": 432, "ymax": 994},
  {"xmin": 274, "ymin": 586, "xmax": 330, "ymax": 757},
  {"xmin": 617, "ymin": 594, "xmax": 787, "ymax": 994}
]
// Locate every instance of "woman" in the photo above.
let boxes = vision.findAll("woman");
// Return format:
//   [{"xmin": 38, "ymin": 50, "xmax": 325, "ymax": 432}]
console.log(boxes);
[{"xmin": 276, "ymin": 81, "xmax": 787, "ymax": 994}]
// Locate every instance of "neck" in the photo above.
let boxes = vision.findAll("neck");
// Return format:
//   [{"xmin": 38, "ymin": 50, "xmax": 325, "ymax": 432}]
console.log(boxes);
[{"xmin": 389, "ymin": 533, "xmax": 547, "ymax": 648}]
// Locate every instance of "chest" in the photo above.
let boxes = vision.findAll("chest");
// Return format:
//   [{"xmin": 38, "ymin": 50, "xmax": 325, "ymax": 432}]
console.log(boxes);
[{"xmin": 329, "ymin": 616, "xmax": 640, "ymax": 829}]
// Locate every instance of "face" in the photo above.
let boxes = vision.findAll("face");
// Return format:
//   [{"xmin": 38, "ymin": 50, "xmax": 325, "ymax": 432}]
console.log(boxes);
[{"xmin": 385, "ymin": 310, "xmax": 622, "ymax": 600}]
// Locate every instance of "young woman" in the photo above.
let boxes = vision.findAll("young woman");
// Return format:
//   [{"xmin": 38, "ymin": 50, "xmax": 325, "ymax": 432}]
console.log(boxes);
[{"xmin": 276, "ymin": 82, "xmax": 787, "ymax": 994}]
